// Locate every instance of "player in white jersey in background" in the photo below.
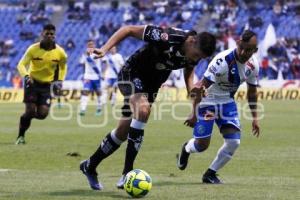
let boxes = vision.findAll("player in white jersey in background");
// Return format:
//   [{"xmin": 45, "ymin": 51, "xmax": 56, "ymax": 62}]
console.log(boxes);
[
  {"xmin": 177, "ymin": 30, "xmax": 261, "ymax": 184},
  {"xmin": 162, "ymin": 69, "xmax": 183, "ymax": 101},
  {"xmin": 102, "ymin": 46, "xmax": 125, "ymax": 106},
  {"xmin": 79, "ymin": 40, "xmax": 103, "ymax": 116}
]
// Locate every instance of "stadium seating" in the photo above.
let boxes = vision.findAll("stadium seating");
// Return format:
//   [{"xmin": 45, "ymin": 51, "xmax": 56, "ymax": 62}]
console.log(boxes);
[
  {"xmin": 235, "ymin": 7, "xmax": 300, "ymax": 39},
  {"xmin": 55, "ymin": 6, "xmax": 203, "ymax": 80},
  {"xmin": 0, "ymin": 1, "xmax": 299, "ymax": 87}
]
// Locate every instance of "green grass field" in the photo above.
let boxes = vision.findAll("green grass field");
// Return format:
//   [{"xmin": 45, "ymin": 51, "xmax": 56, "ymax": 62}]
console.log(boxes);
[{"xmin": 0, "ymin": 100, "xmax": 299, "ymax": 200}]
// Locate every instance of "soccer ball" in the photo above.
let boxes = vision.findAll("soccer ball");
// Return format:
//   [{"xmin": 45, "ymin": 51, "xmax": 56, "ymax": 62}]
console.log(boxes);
[{"xmin": 124, "ymin": 169, "xmax": 152, "ymax": 198}]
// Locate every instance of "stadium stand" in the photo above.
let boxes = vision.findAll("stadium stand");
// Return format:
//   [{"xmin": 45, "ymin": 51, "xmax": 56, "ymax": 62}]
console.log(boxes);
[{"xmin": 0, "ymin": 0, "xmax": 299, "ymax": 87}]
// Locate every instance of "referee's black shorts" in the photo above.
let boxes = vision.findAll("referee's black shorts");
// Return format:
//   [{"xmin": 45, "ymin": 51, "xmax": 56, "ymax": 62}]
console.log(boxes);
[{"xmin": 23, "ymin": 80, "xmax": 51, "ymax": 107}]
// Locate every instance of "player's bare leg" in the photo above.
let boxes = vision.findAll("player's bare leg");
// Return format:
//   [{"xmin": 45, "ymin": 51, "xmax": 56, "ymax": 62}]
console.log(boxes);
[
  {"xmin": 95, "ymin": 90, "xmax": 102, "ymax": 116},
  {"xmin": 16, "ymin": 103, "xmax": 37, "ymax": 144},
  {"xmin": 35, "ymin": 105, "xmax": 50, "ymax": 120},
  {"xmin": 57, "ymin": 97, "xmax": 62, "ymax": 108}
]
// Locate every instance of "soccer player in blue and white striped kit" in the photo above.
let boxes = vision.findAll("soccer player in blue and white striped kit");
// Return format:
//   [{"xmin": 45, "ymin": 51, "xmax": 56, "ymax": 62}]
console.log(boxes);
[
  {"xmin": 177, "ymin": 30, "xmax": 261, "ymax": 184},
  {"xmin": 102, "ymin": 46, "xmax": 124, "ymax": 106},
  {"xmin": 79, "ymin": 40, "xmax": 103, "ymax": 116}
]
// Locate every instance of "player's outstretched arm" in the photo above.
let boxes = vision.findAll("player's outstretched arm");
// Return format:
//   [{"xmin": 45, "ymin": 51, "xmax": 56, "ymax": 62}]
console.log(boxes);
[
  {"xmin": 92, "ymin": 25, "xmax": 146, "ymax": 58},
  {"xmin": 247, "ymin": 84, "xmax": 260, "ymax": 137},
  {"xmin": 184, "ymin": 67, "xmax": 194, "ymax": 96},
  {"xmin": 184, "ymin": 78, "xmax": 212, "ymax": 128}
]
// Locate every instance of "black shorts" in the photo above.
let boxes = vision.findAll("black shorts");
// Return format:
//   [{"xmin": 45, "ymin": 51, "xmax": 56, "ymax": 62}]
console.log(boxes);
[
  {"xmin": 23, "ymin": 80, "xmax": 51, "ymax": 107},
  {"xmin": 117, "ymin": 68, "xmax": 159, "ymax": 117},
  {"xmin": 118, "ymin": 68, "xmax": 159, "ymax": 103}
]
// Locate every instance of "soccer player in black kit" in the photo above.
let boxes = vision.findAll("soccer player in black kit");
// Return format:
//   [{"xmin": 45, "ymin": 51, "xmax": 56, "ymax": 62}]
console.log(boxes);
[{"xmin": 80, "ymin": 25, "xmax": 216, "ymax": 190}]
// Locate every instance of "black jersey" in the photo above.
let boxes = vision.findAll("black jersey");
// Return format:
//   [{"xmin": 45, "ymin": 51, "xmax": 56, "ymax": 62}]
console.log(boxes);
[{"xmin": 121, "ymin": 25, "xmax": 197, "ymax": 89}]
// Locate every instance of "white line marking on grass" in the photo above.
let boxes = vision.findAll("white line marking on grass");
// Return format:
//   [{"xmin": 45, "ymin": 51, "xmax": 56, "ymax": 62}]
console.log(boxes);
[{"xmin": 0, "ymin": 169, "xmax": 12, "ymax": 172}]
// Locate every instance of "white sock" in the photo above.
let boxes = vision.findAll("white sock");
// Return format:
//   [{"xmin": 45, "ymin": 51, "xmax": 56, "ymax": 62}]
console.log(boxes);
[
  {"xmin": 80, "ymin": 95, "xmax": 89, "ymax": 111},
  {"xmin": 185, "ymin": 138, "xmax": 205, "ymax": 153},
  {"xmin": 101, "ymin": 90, "xmax": 108, "ymax": 105},
  {"xmin": 97, "ymin": 95, "xmax": 102, "ymax": 110},
  {"xmin": 130, "ymin": 119, "xmax": 146, "ymax": 130},
  {"xmin": 111, "ymin": 91, "xmax": 116, "ymax": 105},
  {"xmin": 209, "ymin": 139, "xmax": 240, "ymax": 172},
  {"xmin": 111, "ymin": 129, "xmax": 124, "ymax": 145},
  {"xmin": 185, "ymin": 138, "xmax": 198, "ymax": 153}
]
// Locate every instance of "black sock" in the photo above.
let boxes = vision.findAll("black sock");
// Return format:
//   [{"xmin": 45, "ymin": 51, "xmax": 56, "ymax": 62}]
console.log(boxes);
[
  {"xmin": 88, "ymin": 132, "xmax": 121, "ymax": 172},
  {"xmin": 205, "ymin": 168, "xmax": 216, "ymax": 176},
  {"xmin": 18, "ymin": 115, "xmax": 32, "ymax": 138},
  {"xmin": 122, "ymin": 127, "xmax": 144, "ymax": 175}
]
